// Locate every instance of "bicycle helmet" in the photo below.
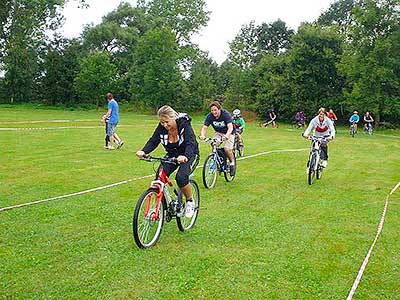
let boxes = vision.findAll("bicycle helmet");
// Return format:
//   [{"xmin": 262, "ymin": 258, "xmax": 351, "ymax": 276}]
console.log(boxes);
[{"xmin": 233, "ymin": 109, "xmax": 241, "ymax": 118}]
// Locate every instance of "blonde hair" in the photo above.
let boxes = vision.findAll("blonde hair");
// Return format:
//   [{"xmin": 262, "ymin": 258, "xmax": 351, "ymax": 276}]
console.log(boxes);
[
  {"xmin": 318, "ymin": 107, "xmax": 326, "ymax": 114},
  {"xmin": 158, "ymin": 105, "xmax": 179, "ymax": 119}
]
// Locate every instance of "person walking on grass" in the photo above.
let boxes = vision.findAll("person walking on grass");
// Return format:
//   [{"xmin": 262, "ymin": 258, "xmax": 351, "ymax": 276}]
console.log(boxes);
[{"xmin": 104, "ymin": 93, "xmax": 124, "ymax": 150}]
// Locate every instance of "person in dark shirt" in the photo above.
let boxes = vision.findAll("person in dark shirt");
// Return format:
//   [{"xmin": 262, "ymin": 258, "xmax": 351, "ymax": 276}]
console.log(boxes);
[
  {"xmin": 267, "ymin": 108, "xmax": 278, "ymax": 128},
  {"xmin": 136, "ymin": 105, "xmax": 199, "ymax": 218},
  {"xmin": 199, "ymin": 101, "xmax": 236, "ymax": 176}
]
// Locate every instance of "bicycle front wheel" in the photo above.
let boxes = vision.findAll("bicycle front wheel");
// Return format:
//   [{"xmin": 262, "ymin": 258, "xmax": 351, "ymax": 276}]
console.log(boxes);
[
  {"xmin": 202, "ymin": 154, "xmax": 218, "ymax": 189},
  {"xmin": 316, "ymin": 163, "xmax": 323, "ymax": 180},
  {"xmin": 133, "ymin": 188, "xmax": 165, "ymax": 249},
  {"xmin": 308, "ymin": 153, "xmax": 316, "ymax": 185},
  {"xmin": 177, "ymin": 180, "xmax": 200, "ymax": 231}
]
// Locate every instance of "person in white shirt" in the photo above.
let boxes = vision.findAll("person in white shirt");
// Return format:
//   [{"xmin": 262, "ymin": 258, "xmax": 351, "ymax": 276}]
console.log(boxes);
[{"xmin": 303, "ymin": 108, "xmax": 335, "ymax": 168}]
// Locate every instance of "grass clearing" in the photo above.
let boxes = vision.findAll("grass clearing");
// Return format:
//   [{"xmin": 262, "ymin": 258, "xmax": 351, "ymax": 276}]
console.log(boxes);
[{"xmin": 1, "ymin": 107, "xmax": 399, "ymax": 299}]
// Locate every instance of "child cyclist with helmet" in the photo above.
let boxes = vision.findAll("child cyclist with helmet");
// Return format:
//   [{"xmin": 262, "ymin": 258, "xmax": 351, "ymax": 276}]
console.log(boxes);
[{"xmin": 232, "ymin": 109, "xmax": 245, "ymax": 147}]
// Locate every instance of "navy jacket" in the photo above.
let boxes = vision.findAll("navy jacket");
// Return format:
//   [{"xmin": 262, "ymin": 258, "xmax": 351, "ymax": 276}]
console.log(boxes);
[{"xmin": 142, "ymin": 113, "xmax": 199, "ymax": 159}]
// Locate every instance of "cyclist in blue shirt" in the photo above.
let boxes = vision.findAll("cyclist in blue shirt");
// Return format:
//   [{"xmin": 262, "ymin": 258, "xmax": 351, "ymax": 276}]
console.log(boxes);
[{"xmin": 349, "ymin": 111, "xmax": 360, "ymax": 132}]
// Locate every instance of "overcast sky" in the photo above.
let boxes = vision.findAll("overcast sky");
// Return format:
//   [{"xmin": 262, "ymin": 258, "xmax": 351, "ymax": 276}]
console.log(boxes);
[{"xmin": 62, "ymin": 0, "xmax": 334, "ymax": 64}]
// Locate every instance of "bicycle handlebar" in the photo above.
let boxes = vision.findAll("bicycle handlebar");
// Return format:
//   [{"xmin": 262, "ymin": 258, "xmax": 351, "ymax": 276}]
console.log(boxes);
[
  {"xmin": 200, "ymin": 136, "xmax": 225, "ymax": 144},
  {"xmin": 302, "ymin": 133, "xmax": 330, "ymax": 141},
  {"xmin": 140, "ymin": 155, "xmax": 178, "ymax": 164}
]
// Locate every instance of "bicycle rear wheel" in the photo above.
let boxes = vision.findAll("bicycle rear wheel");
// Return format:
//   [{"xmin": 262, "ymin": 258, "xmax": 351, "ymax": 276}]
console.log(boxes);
[
  {"xmin": 133, "ymin": 188, "xmax": 165, "ymax": 249},
  {"xmin": 308, "ymin": 153, "xmax": 316, "ymax": 185},
  {"xmin": 238, "ymin": 143, "xmax": 245, "ymax": 157},
  {"xmin": 177, "ymin": 180, "xmax": 200, "ymax": 231},
  {"xmin": 202, "ymin": 154, "xmax": 218, "ymax": 189}
]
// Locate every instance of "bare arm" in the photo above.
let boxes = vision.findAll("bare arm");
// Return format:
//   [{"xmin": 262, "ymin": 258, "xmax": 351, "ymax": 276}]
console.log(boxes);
[
  {"xmin": 200, "ymin": 125, "xmax": 208, "ymax": 140},
  {"xmin": 225, "ymin": 123, "xmax": 233, "ymax": 137},
  {"xmin": 105, "ymin": 108, "xmax": 112, "ymax": 118}
]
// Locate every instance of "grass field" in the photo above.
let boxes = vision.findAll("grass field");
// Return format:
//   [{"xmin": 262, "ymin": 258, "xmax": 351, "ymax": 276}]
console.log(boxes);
[{"xmin": 1, "ymin": 106, "xmax": 399, "ymax": 300}]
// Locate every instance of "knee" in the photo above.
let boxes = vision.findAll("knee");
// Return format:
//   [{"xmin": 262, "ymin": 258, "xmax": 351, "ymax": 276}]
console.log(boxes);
[{"xmin": 175, "ymin": 173, "xmax": 189, "ymax": 188}]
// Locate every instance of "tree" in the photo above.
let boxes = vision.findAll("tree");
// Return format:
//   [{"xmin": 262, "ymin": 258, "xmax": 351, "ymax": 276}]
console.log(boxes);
[
  {"xmin": 74, "ymin": 51, "xmax": 117, "ymax": 108},
  {"xmin": 228, "ymin": 21, "xmax": 259, "ymax": 69},
  {"xmin": 0, "ymin": 0, "xmax": 85, "ymax": 103},
  {"xmin": 185, "ymin": 54, "xmax": 218, "ymax": 111},
  {"xmin": 41, "ymin": 38, "xmax": 83, "ymax": 106},
  {"xmin": 339, "ymin": 0, "xmax": 400, "ymax": 123},
  {"xmin": 254, "ymin": 54, "xmax": 290, "ymax": 118},
  {"xmin": 144, "ymin": 0, "xmax": 210, "ymax": 45},
  {"xmin": 286, "ymin": 25, "xmax": 344, "ymax": 118},
  {"xmin": 257, "ymin": 19, "xmax": 294, "ymax": 56},
  {"xmin": 317, "ymin": 0, "xmax": 357, "ymax": 35},
  {"xmin": 130, "ymin": 27, "xmax": 183, "ymax": 111}
]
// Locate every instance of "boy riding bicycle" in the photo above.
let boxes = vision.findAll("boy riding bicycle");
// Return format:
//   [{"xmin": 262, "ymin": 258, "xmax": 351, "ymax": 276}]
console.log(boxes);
[{"xmin": 232, "ymin": 109, "xmax": 245, "ymax": 146}]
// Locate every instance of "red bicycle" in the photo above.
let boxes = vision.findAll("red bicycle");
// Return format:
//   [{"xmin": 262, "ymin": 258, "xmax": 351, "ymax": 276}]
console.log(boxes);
[{"xmin": 132, "ymin": 155, "xmax": 200, "ymax": 248}]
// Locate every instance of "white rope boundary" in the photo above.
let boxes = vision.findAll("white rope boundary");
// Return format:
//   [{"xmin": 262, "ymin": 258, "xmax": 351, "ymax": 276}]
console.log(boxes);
[
  {"xmin": 0, "ymin": 148, "xmax": 307, "ymax": 212},
  {"xmin": 1, "ymin": 146, "xmax": 399, "ymax": 299},
  {"xmin": 346, "ymin": 181, "xmax": 400, "ymax": 300},
  {"xmin": 0, "ymin": 175, "xmax": 152, "ymax": 212}
]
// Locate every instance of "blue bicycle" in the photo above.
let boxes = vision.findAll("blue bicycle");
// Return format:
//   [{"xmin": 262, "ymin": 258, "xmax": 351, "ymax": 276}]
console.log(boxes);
[{"xmin": 202, "ymin": 137, "xmax": 235, "ymax": 189}]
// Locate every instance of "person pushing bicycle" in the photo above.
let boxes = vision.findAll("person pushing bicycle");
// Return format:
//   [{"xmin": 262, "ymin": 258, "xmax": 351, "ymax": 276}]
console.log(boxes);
[
  {"xmin": 303, "ymin": 107, "xmax": 335, "ymax": 169},
  {"xmin": 136, "ymin": 105, "xmax": 199, "ymax": 218},
  {"xmin": 200, "ymin": 101, "xmax": 236, "ymax": 176}
]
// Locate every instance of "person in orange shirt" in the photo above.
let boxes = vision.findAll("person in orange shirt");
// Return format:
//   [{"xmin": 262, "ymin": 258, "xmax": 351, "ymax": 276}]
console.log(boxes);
[
  {"xmin": 327, "ymin": 109, "xmax": 338, "ymax": 124},
  {"xmin": 327, "ymin": 109, "xmax": 338, "ymax": 132}
]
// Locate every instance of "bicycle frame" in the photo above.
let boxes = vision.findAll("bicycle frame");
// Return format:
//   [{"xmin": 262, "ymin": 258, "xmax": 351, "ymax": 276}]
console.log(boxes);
[
  {"xmin": 309, "ymin": 138, "xmax": 322, "ymax": 171},
  {"xmin": 143, "ymin": 157, "xmax": 179, "ymax": 221},
  {"xmin": 205, "ymin": 138, "xmax": 226, "ymax": 172}
]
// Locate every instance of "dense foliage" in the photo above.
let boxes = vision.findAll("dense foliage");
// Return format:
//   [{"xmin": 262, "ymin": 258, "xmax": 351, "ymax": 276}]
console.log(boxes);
[{"xmin": 0, "ymin": 0, "xmax": 398, "ymax": 125}]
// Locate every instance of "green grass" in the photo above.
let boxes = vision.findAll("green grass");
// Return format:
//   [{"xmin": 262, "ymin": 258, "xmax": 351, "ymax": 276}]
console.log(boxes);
[{"xmin": 1, "ymin": 107, "xmax": 399, "ymax": 300}]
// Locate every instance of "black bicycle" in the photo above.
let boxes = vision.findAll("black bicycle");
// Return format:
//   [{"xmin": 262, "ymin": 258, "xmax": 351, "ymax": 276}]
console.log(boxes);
[
  {"xmin": 364, "ymin": 122, "xmax": 373, "ymax": 135},
  {"xmin": 202, "ymin": 137, "xmax": 236, "ymax": 189},
  {"xmin": 233, "ymin": 133, "xmax": 245, "ymax": 158},
  {"xmin": 305, "ymin": 136, "xmax": 328, "ymax": 185},
  {"xmin": 132, "ymin": 155, "xmax": 200, "ymax": 248}
]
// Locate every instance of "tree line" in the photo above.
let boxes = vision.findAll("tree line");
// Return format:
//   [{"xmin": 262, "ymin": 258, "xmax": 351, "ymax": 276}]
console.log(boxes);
[{"xmin": 0, "ymin": 0, "xmax": 399, "ymax": 126}]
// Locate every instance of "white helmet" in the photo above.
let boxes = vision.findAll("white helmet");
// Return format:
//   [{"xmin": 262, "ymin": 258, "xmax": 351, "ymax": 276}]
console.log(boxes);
[{"xmin": 233, "ymin": 109, "xmax": 241, "ymax": 117}]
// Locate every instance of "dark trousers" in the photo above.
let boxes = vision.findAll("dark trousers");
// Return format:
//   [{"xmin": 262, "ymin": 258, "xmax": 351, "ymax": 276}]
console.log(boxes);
[{"xmin": 161, "ymin": 156, "xmax": 196, "ymax": 188}]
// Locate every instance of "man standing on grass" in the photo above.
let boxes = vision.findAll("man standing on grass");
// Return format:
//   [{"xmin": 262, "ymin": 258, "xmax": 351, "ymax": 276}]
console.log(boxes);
[{"xmin": 104, "ymin": 92, "xmax": 124, "ymax": 150}]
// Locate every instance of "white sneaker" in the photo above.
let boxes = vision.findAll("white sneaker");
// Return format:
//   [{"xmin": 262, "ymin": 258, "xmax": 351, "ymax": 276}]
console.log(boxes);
[
  {"xmin": 185, "ymin": 200, "xmax": 195, "ymax": 218},
  {"xmin": 117, "ymin": 141, "xmax": 124, "ymax": 149},
  {"xmin": 107, "ymin": 145, "xmax": 115, "ymax": 150},
  {"xmin": 321, "ymin": 160, "xmax": 327, "ymax": 168}
]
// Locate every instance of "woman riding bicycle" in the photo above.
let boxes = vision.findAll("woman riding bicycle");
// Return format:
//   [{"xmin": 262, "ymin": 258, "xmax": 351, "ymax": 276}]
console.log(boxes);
[
  {"xmin": 303, "ymin": 107, "xmax": 335, "ymax": 169},
  {"xmin": 136, "ymin": 105, "xmax": 199, "ymax": 218},
  {"xmin": 200, "ymin": 101, "xmax": 236, "ymax": 176},
  {"xmin": 363, "ymin": 111, "xmax": 374, "ymax": 132}
]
